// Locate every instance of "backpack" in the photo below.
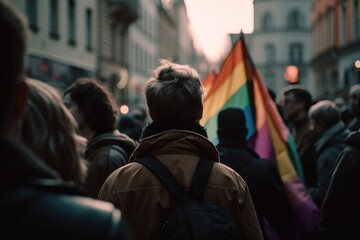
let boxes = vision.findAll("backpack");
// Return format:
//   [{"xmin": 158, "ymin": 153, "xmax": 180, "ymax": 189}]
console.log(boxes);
[{"xmin": 136, "ymin": 155, "xmax": 245, "ymax": 240}]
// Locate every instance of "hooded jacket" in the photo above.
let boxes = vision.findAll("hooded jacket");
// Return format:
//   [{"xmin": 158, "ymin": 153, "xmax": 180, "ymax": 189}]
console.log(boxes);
[{"xmin": 98, "ymin": 123, "xmax": 263, "ymax": 240}]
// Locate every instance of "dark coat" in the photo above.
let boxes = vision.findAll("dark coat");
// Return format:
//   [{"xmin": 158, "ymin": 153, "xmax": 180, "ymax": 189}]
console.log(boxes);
[
  {"xmin": 0, "ymin": 137, "xmax": 132, "ymax": 240},
  {"xmin": 308, "ymin": 122, "xmax": 350, "ymax": 207},
  {"xmin": 216, "ymin": 137, "xmax": 292, "ymax": 240},
  {"xmin": 84, "ymin": 130, "xmax": 137, "ymax": 198},
  {"xmin": 291, "ymin": 118, "xmax": 318, "ymax": 188},
  {"xmin": 318, "ymin": 130, "xmax": 360, "ymax": 240}
]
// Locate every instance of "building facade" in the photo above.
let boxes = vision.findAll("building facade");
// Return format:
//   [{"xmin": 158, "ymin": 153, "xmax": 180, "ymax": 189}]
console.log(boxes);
[
  {"xmin": 11, "ymin": 0, "xmax": 98, "ymax": 91},
  {"xmin": 248, "ymin": 0, "xmax": 314, "ymax": 99},
  {"xmin": 127, "ymin": 0, "xmax": 160, "ymax": 107},
  {"xmin": 312, "ymin": 0, "xmax": 360, "ymax": 100},
  {"xmin": 10, "ymin": 0, "xmax": 208, "ymax": 110},
  {"xmin": 97, "ymin": 0, "xmax": 138, "ymax": 107}
]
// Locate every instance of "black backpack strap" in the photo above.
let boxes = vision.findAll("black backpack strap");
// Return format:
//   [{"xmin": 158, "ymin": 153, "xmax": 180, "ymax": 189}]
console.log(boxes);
[
  {"xmin": 189, "ymin": 156, "xmax": 214, "ymax": 200},
  {"xmin": 136, "ymin": 155, "xmax": 214, "ymax": 202},
  {"xmin": 136, "ymin": 155, "xmax": 188, "ymax": 203}
]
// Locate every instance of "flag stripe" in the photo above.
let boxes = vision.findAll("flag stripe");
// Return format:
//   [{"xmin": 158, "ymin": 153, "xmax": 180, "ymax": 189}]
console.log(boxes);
[
  {"xmin": 205, "ymin": 40, "xmax": 244, "ymax": 100},
  {"xmin": 202, "ymin": 62, "xmax": 247, "ymax": 125}
]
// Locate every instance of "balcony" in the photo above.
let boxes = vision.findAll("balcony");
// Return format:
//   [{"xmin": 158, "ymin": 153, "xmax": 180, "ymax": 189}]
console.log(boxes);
[{"xmin": 107, "ymin": 0, "xmax": 139, "ymax": 25}]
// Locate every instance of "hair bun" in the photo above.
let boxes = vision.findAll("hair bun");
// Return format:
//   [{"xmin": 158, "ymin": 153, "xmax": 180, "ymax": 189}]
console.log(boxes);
[{"xmin": 158, "ymin": 70, "xmax": 175, "ymax": 82}]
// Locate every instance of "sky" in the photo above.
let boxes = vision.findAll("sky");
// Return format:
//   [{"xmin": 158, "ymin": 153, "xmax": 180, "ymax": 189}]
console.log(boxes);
[{"xmin": 184, "ymin": 0, "xmax": 254, "ymax": 62}]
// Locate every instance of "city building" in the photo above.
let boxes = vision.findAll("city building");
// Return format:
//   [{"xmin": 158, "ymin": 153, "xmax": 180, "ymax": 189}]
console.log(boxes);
[
  {"xmin": 97, "ymin": 0, "xmax": 138, "ymax": 107},
  {"xmin": 247, "ymin": 0, "xmax": 314, "ymax": 98},
  {"xmin": 10, "ymin": 0, "xmax": 98, "ymax": 91},
  {"xmin": 127, "ymin": 0, "xmax": 160, "ymax": 108},
  {"xmin": 10, "ymin": 0, "xmax": 208, "ymax": 110},
  {"xmin": 312, "ymin": 0, "xmax": 360, "ymax": 100}
]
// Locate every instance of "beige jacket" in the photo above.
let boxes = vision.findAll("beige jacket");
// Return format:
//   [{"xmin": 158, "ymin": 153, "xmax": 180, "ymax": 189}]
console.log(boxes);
[{"xmin": 98, "ymin": 130, "xmax": 263, "ymax": 240}]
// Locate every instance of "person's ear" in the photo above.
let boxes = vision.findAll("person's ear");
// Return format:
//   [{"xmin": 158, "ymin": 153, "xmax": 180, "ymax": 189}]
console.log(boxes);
[{"xmin": 14, "ymin": 81, "xmax": 29, "ymax": 119}]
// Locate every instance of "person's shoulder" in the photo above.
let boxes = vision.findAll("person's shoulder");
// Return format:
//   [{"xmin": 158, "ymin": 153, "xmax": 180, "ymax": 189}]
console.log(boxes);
[
  {"xmin": 0, "ymin": 183, "xmax": 131, "ymax": 240},
  {"xmin": 102, "ymin": 162, "xmax": 145, "ymax": 187},
  {"xmin": 212, "ymin": 162, "xmax": 248, "ymax": 190}
]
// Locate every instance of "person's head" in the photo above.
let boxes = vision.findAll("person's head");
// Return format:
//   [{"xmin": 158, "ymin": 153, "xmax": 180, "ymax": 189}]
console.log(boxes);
[
  {"xmin": 63, "ymin": 78, "xmax": 118, "ymax": 138},
  {"xmin": 144, "ymin": 59, "xmax": 203, "ymax": 123},
  {"xmin": 22, "ymin": 79, "xmax": 87, "ymax": 183},
  {"xmin": 118, "ymin": 115, "xmax": 143, "ymax": 141},
  {"xmin": 217, "ymin": 108, "xmax": 248, "ymax": 141},
  {"xmin": 132, "ymin": 106, "xmax": 147, "ymax": 125},
  {"xmin": 0, "ymin": 2, "xmax": 28, "ymax": 139},
  {"xmin": 349, "ymin": 84, "xmax": 360, "ymax": 116},
  {"xmin": 308, "ymin": 100, "xmax": 341, "ymax": 138},
  {"xmin": 282, "ymin": 85, "xmax": 313, "ymax": 122}
]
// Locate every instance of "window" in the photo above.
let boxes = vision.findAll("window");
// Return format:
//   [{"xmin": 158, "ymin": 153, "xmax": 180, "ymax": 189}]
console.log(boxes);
[
  {"xmin": 68, "ymin": 0, "xmax": 76, "ymax": 45},
  {"xmin": 265, "ymin": 44, "xmax": 275, "ymax": 63},
  {"xmin": 288, "ymin": 10, "xmax": 303, "ymax": 29},
  {"xmin": 49, "ymin": 0, "xmax": 59, "ymax": 39},
  {"xmin": 26, "ymin": 0, "xmax": 38, "ymax": 32},
  {"xmin": 261, "ymin": 12, "xmax": 273, "ymax": 31},
  {"xmin": 289, "ymin": 43, "xmax": 303, "ymax": 65},
  {"xmin": 111, "ymin": 24, "xmax": 117, "ymax": 60},
  {"xmin": 264, "ymin": 70, "xmax": 275, "ymax": 86},
  {"xmin": 326, "ymin": 9, "xmax": 334, "ymax": 47},
  {"xmin": 85, "ymin": 9, "xmax": 92, "ymax": 51},
  {"xmin": 354, "ymin": 0, "xmax": 360, "ymax": 40},
  {"xmin": 341, "ymin": 1, "xmax": 347, "ymax": 45}
]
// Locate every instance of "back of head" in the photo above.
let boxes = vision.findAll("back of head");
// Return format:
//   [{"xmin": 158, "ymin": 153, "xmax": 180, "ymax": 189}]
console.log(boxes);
[
  {"xmin": 22, "ymin": 79, "xmax": 87, "ymax": 183},
  {"xmin": 64, "ymin": 78, "xmax": 118, "ymax": 134},
  {"xmin": 217, "ymin": 108, "xmax": 248, "ymax": 140},
  {"xmin": 309, "ymin": 100, "xmax": 341, "ymax": 129},
  {"xmin": 0, "ymin": 2, "xmax": 27, "ymax": 135},
  {"xmin": 283, "ymin": 85, "xmax": 313, "ymax": 112},
  {"xmin": 349, "ymin": 84, "xmax": 360, "ymax": 115},
  {"xmin": 144, "ymin": 59, "xmax": 203, "ymax": 123}
]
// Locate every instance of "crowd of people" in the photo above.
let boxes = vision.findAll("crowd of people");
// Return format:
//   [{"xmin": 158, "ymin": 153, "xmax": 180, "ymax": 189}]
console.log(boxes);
[{"xmin": 1, "ymin": 1, "xmax": 360, "ymax": 240}]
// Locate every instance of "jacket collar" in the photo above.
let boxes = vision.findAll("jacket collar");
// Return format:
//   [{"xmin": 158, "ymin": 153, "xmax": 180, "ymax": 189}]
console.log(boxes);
[
  {"xmin": 315, "ymin": 122, "xmax": 347, "ymax": 151},
  {"xmin": 86, "ymin": 130, "xmax": 137, "ymax": 157},
  {"xmin": 141, "ymin": 121, "xmax": 208, "ymax": 139},
  {"xmin": 129, "ymin": 128, "xmax": 219, "ymax": 163},
  {"xmin": 345, "ymin": 130, "xmax": 360, "ymax": 147}
]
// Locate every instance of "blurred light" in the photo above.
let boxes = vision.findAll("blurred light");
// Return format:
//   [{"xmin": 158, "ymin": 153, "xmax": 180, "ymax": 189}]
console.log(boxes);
[
  {"xmin": 355, "ymin": 60, "xmax": 360, "ymax": 69},
  {"xmin": 39, "ymin": 62, "xmax": 51, "ymax": 73},
  {"xmin": 119, "ymin": 105, "xmax": 129, "ymax": 114},
  {"xmin": 283, "ymin": 65, "xmax": 298, "ymax": 83}
]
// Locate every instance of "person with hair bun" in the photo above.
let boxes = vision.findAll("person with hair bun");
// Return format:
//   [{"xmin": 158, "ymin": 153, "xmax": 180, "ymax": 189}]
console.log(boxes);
[{"xmin": 98, "ymin": 59, "xmax": 263, "ymax": 240}]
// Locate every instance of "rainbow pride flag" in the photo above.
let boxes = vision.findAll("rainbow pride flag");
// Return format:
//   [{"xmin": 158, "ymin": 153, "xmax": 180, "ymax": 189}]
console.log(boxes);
[
  {"xmin": 201, "ymin": 34, "xmax": 319, "ymax": 240},
  {"xmin": 202, "ymin": 70, "xmax": 217, "ymax": 96}
]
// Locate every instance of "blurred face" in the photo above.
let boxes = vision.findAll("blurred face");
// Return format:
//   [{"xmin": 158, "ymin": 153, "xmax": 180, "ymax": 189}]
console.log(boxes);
[
  {"xmin": 63, "ymin": 93, "xmax": 85, "ymax": 134},
  {"xmin": 349, "ymin": 88, "xmax": 360, "ymax": 115},
  {"xmin": 309, "ymin": 117, "xmax": 325, "ymax": 139},
  {"xmin": 283, "ymin": 92, "xmax": 301, "ymax": 121}
]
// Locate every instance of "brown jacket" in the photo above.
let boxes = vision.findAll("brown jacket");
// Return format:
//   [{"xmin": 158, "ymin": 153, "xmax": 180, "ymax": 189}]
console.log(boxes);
[{"xmin": 98, "ymin": 130, "xmax": 263, "ymax": 240}]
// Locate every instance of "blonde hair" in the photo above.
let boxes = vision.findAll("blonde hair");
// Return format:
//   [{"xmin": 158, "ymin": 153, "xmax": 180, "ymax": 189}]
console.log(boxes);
[
  {"xmin": 21, "ymin": 79, "xmax": 87, "ymax": 183},
  {"xmin": 144, "ymin": 59, "xmax": 204, "ymax": 122}
]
